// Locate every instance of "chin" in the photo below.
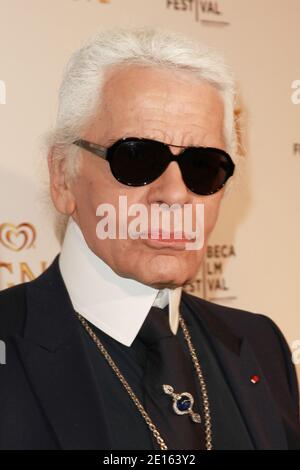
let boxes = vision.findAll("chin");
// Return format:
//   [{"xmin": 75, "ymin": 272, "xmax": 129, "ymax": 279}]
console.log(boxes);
[
  {"xmin": 135, "ymin": 270, "xmax": 191, "ymax": 289},
  {"xmin": 115, "ymin": 255, "xmax": 198, "ymax": 289}
]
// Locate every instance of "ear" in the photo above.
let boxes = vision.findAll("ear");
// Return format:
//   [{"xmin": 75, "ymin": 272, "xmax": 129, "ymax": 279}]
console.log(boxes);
[{"xmin": 48, "ymin": 149, "xmax": 76, "ymax": 215}]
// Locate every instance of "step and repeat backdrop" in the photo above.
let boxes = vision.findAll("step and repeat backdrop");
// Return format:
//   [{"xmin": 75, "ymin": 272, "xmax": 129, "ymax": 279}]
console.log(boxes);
[{"xmin": 0, "ymin": 0, "xmax": 299, "ymax": 380}]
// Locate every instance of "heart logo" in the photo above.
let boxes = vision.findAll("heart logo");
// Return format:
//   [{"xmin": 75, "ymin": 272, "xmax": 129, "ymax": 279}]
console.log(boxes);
[{"xmin": 0, "ymin": 223, "xmax": 36, "ymax": 252}]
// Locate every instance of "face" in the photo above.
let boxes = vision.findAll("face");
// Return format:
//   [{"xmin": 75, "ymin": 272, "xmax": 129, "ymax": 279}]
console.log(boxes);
[{"xmin": 49, "ymin": 65, "xmax": 227, "ymax": 289}]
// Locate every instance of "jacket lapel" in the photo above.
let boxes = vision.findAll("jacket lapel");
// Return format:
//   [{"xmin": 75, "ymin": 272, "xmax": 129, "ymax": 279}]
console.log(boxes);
[
  {"xmin": 15, "ymin": 257, "xmax": 111, "ymax": 450},
  {"xmin": 182, "ymin": 293, "xmax": 288, "ymax": 450}
]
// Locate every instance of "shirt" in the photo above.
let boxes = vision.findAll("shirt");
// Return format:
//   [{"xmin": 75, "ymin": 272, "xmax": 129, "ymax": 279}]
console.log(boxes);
[{"xmin": 59, "ymin": 218, "xmax": 182, "ymax": 346}]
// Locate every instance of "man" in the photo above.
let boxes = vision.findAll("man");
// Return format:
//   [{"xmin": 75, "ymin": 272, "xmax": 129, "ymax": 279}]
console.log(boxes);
[{"xmin": 0, "ymin": 28, "xmax": 299, "ymax": 450}]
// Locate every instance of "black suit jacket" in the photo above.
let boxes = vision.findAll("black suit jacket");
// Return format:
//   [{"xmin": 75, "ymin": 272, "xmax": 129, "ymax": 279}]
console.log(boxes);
[{"xmin": 0, "ymin": 256, "xmax": 299, "ymax": 450}]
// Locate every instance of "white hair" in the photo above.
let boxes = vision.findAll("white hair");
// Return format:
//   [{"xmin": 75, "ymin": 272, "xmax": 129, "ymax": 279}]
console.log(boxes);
[{"xmin": 45, "ymin": 27, "xmax": 237, "ymax": 241}]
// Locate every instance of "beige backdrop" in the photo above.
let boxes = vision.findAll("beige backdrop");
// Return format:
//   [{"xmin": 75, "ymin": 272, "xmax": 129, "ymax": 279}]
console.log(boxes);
[{"xmin": 0, "ymin": 0, "xmax": 300, "ymax": 383}]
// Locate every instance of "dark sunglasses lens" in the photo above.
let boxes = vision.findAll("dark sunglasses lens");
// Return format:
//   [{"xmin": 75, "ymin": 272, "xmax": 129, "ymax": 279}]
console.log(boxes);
[
  {"xmin": 180, "ymin": 148, "xmax": 234, "ymax": 195},
  {"xmin": 108, "ymin": 140, "xmax": 168, "ymax": 186}
]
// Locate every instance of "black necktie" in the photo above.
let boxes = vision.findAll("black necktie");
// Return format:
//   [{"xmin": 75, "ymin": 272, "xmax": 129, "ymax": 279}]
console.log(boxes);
[{"xmin": 138, "ymin": 305, "xmax": 206, "ymax": 450}]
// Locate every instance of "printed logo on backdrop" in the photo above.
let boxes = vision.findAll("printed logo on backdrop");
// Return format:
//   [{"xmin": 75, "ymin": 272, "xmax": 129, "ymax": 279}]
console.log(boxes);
[
  {"xmin": 0, "ymin": 223, "xmax": 36, "ymax": 251},
  {"xmin": 166, "ymin": 0, "xmax": 230, "ymax": 26},
  {"xmin": 0, "ymin": 222, "xmax": 47, "ymax": 289},
  {"xmin": 184, "ymin": 244, "xmax": 237, "ymax": 302}
]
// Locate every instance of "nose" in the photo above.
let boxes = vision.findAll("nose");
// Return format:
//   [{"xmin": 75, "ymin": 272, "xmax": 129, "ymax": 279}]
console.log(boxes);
[{"xmin": 147, "ymin": 160, "xmax": 191, "ymax": 207}]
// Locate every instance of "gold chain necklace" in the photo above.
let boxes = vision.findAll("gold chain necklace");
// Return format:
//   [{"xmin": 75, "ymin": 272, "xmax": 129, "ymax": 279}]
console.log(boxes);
[{"xmin": 76, "ymin": 312, "xmax": 213, "ymax": 450}]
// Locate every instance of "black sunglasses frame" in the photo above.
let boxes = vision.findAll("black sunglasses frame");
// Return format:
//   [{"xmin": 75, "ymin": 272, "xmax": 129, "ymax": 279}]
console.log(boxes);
[{"xmin": 73, "ymin": 137, "xmax": 235, "ymax": 195}]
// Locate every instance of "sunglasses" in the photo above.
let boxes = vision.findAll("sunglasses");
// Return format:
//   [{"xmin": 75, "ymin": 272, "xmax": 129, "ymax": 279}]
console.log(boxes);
[{"xmin": 73, "ymin": 137, "xmax": 235, "ymax": 196}]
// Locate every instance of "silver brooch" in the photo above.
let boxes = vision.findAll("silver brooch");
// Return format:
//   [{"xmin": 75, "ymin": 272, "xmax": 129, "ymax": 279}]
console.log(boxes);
[{"xmin": 162, "ymin": 384, "xmax": 201, "ymax": 423}]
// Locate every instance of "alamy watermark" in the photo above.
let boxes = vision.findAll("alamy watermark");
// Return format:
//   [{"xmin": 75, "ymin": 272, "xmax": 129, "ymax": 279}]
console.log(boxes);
[
  {"xmin": 95, "ymin": 196, "xmax": 205, "ymax": 250},
  {"xmin": 0, "ymin": 80, "xmax": 6, "ymax": 104},
  {"xmin": 291, "ymin": 80, "xmax": 300, "ymax": 105},
  {"xmin": 292, "ymin": 339, "xmax": 300, "ymax": 365},
  {"xmin": 0, "ymin": 340, "xmax": 6, "ymax": 365}
]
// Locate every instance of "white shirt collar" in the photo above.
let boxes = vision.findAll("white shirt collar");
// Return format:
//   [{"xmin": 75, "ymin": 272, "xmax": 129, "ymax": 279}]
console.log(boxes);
[{"xmin": 59, "ymin": 218, "xmax": 182, "ymax": 347}]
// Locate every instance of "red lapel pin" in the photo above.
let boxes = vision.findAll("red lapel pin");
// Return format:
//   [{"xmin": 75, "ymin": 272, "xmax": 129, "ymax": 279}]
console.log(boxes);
[{"xmin": 250, "ymin": 375, "xmax": 260, "ymax": 384}]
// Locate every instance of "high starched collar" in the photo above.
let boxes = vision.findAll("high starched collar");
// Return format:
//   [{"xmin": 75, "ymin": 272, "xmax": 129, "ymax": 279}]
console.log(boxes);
[{"xmin": 59, "ymin": 219, "xmax": 182, "ymax": 346}]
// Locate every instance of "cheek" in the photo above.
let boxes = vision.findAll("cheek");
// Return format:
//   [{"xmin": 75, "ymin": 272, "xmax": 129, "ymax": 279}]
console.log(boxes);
[
  {"xmin": 75, "ymin": 178, "xmax": 97, "ymax": 214},
  {"xmin": 74, "ymin": 169, "xmax": 113, "ymax": 212},
  {"xmin": 203, "ymin": 195, "xmax": 223, "ymax": 235}
]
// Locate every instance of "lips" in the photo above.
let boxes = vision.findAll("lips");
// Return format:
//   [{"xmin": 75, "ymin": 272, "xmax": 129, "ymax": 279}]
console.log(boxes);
[{"xmin": 148, "ymin": 230, "xmax": 194, "ymax": 242}]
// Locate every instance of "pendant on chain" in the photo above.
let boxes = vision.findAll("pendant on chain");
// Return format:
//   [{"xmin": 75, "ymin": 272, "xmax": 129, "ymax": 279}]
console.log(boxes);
[{"xmin": 163, "ymin": 384, "xmax": 201, "ymax": 423}]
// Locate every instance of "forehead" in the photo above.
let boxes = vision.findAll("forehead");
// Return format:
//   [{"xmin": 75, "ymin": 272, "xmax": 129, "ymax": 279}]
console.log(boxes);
[
  {"xmin": 101, "ymin": 64, "xmax": 223, "ymax": 111},
  {"xmin": 92, "ymin": 65, "xmax": 225, "ymax": 147}
]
